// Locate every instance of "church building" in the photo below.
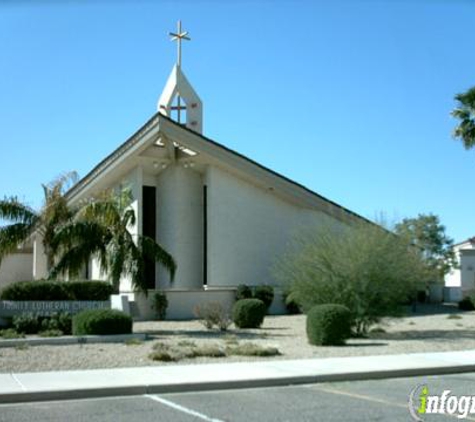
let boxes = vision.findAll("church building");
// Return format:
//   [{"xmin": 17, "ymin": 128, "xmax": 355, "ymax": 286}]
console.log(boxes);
[{"xmin": 1, "ymin": 22, "xmax": 369, "ymax": 319}]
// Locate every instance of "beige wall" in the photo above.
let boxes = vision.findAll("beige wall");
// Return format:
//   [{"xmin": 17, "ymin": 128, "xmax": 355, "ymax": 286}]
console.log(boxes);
[
  {"xmin": 205, "ymin": 166, "xmax": 342, "ymax": 288},
  {"xmin": 156, "ymin": 165, "xmax": 203, "ymax": 290},
  {"xmin": 129, "ymin": 289, "xmax": 236, "ymax": 320},
  {"xmin": 0, "ymin": 253, "xmax": 33, "ymax": 290}
]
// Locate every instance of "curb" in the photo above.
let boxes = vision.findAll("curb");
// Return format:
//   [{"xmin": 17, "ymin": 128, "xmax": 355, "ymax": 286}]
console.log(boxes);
[
  {"xmin": 1, "ymin": 362, "xmax": 475, "ymax": 404},
  {"xmin": 0, "ymin": 333, "xmax": 147, "ymax": 348}
]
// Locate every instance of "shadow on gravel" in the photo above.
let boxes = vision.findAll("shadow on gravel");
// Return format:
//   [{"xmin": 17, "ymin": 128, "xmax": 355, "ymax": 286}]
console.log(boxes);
[
  {"xmin": 403, "ymin": 303, "xmax": 466, "ymax": 318},
  {"xmin": 370, "ymin": 329, "xmax": 475, "ymax": 342},
  {"xmin": 345, "ymin": 341, "xmax": 388, "ymax": 347},
  {"xmin": 145, "ymin": 330, "xmax": 274, "ymax": 340}
]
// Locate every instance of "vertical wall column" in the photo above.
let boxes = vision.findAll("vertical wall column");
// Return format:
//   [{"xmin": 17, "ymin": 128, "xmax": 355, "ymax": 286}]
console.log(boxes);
[
  {"xmin": 156, "ymin": 165, "xmax": 203, "ymax": 289},
  {"xmin": 32, "ymin": 234, "xmax": 48, "ymax": 280}
]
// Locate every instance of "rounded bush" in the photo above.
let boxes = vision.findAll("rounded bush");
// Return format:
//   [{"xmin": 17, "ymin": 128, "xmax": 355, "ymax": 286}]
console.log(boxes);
[
  {"xmin": 72, "ymin": 309, "xmax": 132, "ymax": 335},
  {"xmin": 306, "ymin": 304, "xmax": 352, "ymax": 346},
  {"xmin": 458, "ymin": 297, "xmax": 475, "ymax": 311},
  {"xmin": 235, "ymin": 284, "xmax": 253, "ymax": 301},
  {"xmin": 232, "ymin": 299, "xmax": 266, "ymax": 329},
  {"xmin": 253, "ymin": 285, "xmax": 274, "ymax": 310}
]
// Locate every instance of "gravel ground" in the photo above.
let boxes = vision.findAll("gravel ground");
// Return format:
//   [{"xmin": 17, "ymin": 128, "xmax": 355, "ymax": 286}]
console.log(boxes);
[{"xmin": 1, "ymin": 305, "xmax": 474, "ymax": 373}]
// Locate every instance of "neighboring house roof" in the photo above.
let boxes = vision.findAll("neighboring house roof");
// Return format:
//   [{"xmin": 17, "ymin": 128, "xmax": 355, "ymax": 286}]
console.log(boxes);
[
  {"xmin": 454, "ymin": 236, "xmax": 475, "ymax": 248},
  {"xmin": 66, "ymin": 112, "xmax": 373, "ymax": 225}
]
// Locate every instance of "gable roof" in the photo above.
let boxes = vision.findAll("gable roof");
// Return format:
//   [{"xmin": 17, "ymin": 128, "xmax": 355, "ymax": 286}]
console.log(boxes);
[{"xmin": 66, "ymin": 112, "xmax": 373, "ymax": 225}]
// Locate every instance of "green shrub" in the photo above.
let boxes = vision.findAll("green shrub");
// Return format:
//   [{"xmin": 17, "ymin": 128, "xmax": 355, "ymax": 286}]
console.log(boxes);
[
  {"xmin": 38, "ymin": 313, "xmax": 72, "ymax": 335},
  {"xmin": 55, "ymin": 312, "xmax": 72, "ymax": 335},
  {"xmin": 13, "ymin": 313, "xmax": 41, "ymax": 334},
  {"xmin": 236, "ymin": 284, "xmax": 253, "ymax": 301},
  {"xmin": 12, "ymin": 312, "xmax": 72, "ymax": 335},
  {"xmin": 72, "ymin": 309, "xmax": 132, "ymax": 335},
  {"xmin": 194, "ymin": 302, "xmax": 231, "ymax": 331},
  {"xmin": 0, "ymin": 328, "xmax": 24, "ymax": 339},
  {"xmin": 275, "ymin": 223, "xmax": 426, "ymax": 336},
  {"xmin": 306, "ymin": 304, "xmax": 352, "ymax": 346},
  {"xmin": 253, "ymin": 285, "xmax": 274, "ymax": 310},
  {"xmin": 0, "ymin": 280, "xmax": 113, "ymax": 301},
  {"xmin": 67, "ymin": 281, "xmax": 114, "ymax": 301},
  {"xmin": 38, "ymin": 329, "xmax": 63, "ymax": 337},
  {"xmin": 2, "ymin": 281, "xmax": 72, "ymax": 301},
  {"xmin": 283, "ymin": 291, "xmax": 302, "ymax": 314},
  {"xmin": 151, "ymin": 291, "xmax": 168, "ymax": 320},
  {"xmin": 458, "ymin": 296, "xmax": 475, "ymax": 311},
  {"xmin": 232, "ymin": 299, "xmax": 266, "ymax": 329}
]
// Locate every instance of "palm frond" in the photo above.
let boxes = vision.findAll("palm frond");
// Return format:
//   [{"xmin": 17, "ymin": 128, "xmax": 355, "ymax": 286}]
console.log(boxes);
[
  {"xmin": 0, "ymin": 223, "xmax": 33, "ymax": 262},
  {"xmin": 49, "ymin": 243, "xmax": 94, "ymax": 280},
  {"xmin": 50, "ymin": 220, "xmax": 108, "ymax": 256},
  {"xmin": 44, "ymin": 171, "xmax": 79, "ymax": 194},
  {"xmin": 0, "ymin": 197, "xmax": 38, "ymax": 225},
  {"xmin": 78, "ymin": 200, "xmax": 121, "ymax": 227},
  {"xmin": 140, "ymin": 235, "xmax": 176, "ymax": 281}
]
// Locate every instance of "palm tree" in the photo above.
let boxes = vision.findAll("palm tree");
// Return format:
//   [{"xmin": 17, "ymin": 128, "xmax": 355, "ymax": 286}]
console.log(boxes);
[
  {"xmin": 0, "ymin": 172, "xmax": 78, "ymax": 270},
  {"xmin": 452, "ymin": 86, "xmax": 475, "ymax": 149},
  {"xmin": 50, "ymin": 190, "xmax": 176, "ymax": 295}
]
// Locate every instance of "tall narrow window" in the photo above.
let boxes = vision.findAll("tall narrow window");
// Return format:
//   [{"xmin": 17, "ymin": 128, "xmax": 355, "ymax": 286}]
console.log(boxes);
[
  {"xmin": 142, "ymin": 186, "xmax": 157, "ymax": 290},
  {"xmin": 203, "ymin": 185, "xmax": 208, "ymax": 286}
]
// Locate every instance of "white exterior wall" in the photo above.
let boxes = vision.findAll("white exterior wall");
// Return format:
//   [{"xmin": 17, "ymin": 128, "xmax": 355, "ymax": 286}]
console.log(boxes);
[
  {"xmin": 130, "ymin": 289, "xmax": 236, "ymax": 320},
  {"xmin": 0, "ymin": 253, "xmax": 33, "ymax": 289},
  {"xmin": 156, "ymin": 165, "xmax": 203, "ymax": 289},
  {"xmin": 205, "ymin": 166, "xmax": 342, "ymax": 288},
  {"xmin": 32, "ymin": 235, "xmax": 48, "ymax": 280},
  {"xmin": 445, "ymin": 242, "xmax": 475, "ymax": 299},
  {"xmin": 460, "ymin": 250, "xmax": 475, "ymax": 293}
]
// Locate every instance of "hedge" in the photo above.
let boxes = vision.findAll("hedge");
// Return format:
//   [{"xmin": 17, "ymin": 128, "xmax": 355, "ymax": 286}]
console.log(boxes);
[
  {"xmin": 232, "ymin": 299, "xmax": 266, "ymax": 329},
  {"xmin": 458, "ymin": 296, "xmax": 475, "ymax": 311},
  {"xmin": 72, "ymin": 309, "xmax": 132, "ymax": 335},
  {"xmin": 253, "ymin": 285, "xmax": 274, "ymax": 310},
  {"xmin": 0, "ymin": 280, "xmax": 113, "ymax": 301},
  {"xmin": 306, "ymin": 304, "xmax": 352, "ymax": 346}
]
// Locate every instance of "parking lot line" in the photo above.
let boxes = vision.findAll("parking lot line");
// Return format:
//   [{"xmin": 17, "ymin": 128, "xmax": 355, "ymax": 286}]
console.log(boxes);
[{"xmin": 144, "ymin": 394, "xmax": 225, "ymax": 422}]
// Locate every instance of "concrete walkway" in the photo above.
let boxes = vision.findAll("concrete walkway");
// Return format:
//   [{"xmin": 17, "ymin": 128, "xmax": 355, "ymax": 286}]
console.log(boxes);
[{"xmin": 1, "ymin": 350, "xmax": 474, "ymax": 404}]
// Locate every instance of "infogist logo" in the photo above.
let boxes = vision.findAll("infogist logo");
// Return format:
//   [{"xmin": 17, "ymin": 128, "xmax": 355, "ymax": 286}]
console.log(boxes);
[{"xmin": 408, "ymin": 384, "xmax": 475, "ymax": 420}]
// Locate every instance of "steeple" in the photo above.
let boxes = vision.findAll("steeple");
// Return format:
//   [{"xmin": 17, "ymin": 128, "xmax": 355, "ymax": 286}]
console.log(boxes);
[{"xmin": 157, "ymin": 21, "xmax": 203, "ymax": 134}]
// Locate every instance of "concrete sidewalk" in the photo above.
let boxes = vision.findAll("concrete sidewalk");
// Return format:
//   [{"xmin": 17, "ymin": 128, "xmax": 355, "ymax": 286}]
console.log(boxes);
[{"xmin": 1, "ymin": 350, "xmax": 474, "ymax": 404}]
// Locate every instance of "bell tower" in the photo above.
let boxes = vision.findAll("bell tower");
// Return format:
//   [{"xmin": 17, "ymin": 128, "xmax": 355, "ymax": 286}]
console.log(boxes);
[{"xmin": 157, "ymin": 21, "xmax": 203, "ymax": 134}]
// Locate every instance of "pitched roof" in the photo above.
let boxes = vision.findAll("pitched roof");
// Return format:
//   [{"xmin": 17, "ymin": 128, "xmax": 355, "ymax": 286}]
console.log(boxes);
[{"xmin": 66, "ymin": 112, "xmax": 372, "ymax": 225}]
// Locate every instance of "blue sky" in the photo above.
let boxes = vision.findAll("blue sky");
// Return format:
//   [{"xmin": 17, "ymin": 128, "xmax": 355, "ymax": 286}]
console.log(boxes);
[{"xmin": 0, "ymin": 0, "xmax": 474, "ymax": 242}]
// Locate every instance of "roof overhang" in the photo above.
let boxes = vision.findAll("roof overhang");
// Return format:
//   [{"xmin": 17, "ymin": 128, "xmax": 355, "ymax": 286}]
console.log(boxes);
[{"xmin": 66, "ymin": 112, "xmax": 372, "ymax": 226}]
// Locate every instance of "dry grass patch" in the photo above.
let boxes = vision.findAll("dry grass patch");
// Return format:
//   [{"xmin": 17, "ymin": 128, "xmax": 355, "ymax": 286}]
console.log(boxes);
[
  {"xmin": 148, "ymin": 340, "xmax": 280, "ymax": 361},
  {"xmin": 226, "ymin": 342, "xmax": 281, "ymax": 357},
  {"xmin": 124, "ymin": 338, "xmax": 143, "ymax": 346}
]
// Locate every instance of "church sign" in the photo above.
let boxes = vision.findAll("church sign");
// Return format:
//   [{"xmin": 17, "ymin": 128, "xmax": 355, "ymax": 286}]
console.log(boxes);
[{"xmin": 0, "ymin": 300, "xmax": 110, "ymax": 317}]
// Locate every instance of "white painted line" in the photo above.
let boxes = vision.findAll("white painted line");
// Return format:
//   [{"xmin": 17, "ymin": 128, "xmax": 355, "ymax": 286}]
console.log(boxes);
[
  {"xmin": 144, "ymin": 394, "xmax": 224, "ymax": 422},
  {"xmin": 10, "ymin": 373, "xmax": 26, "ymax": 392}
]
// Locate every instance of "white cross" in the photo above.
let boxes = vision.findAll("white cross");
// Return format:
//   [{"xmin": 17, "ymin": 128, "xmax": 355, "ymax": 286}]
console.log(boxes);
[{"xmin": 169, "ymin": 20, "xmax": 190, "ymax": 68}]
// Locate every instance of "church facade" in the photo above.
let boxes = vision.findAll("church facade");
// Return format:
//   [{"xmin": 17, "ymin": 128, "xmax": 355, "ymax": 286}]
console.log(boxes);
[{"xmin": 0, "ymin": 23, "xmax": 369, "ymax": 319}]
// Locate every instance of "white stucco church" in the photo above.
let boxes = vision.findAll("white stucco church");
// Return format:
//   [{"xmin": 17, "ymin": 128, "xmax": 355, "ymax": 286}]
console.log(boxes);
[{"xmin": 0, "ymin": 22, "xmax": 370, "ymax": 319}]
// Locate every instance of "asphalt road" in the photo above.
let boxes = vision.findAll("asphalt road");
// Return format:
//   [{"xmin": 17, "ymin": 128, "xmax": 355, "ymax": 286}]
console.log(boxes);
[{"xmin": 1, "ymin": 373, "xmax": 475, "ymax": 422}]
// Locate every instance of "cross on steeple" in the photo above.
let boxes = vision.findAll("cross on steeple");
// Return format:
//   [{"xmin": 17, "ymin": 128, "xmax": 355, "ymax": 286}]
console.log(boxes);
[{"xmin": 169, "ymin": 20, "xmax": 190, "ymax": 68}]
